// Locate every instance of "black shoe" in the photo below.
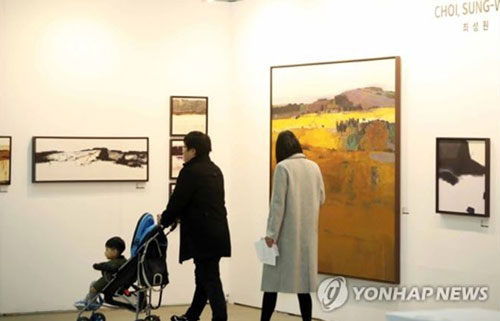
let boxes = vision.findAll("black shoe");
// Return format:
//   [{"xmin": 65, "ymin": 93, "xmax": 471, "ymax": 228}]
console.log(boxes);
[{"xmin": 170, "ymin": 315, "xmax": 189, "ymax": 321}]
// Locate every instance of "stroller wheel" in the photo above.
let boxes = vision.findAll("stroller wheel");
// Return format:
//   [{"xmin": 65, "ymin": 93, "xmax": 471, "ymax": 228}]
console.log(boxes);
[
  {"xmin": 77, "ymin": 317, "xmax": 90, "ymax": 321},
  {"xmin": 145, "ymin": 316, "xmax": 160, "ymax": 321},
  {"xmin": 90, "ymin": 313, "xmax": 106, "ymax": 321}
]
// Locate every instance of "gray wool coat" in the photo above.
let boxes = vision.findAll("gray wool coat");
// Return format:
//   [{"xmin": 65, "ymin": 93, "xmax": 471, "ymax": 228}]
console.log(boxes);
[{"xmin": 261, "ymin": 153, "xmax": 325, "ymax": 293}]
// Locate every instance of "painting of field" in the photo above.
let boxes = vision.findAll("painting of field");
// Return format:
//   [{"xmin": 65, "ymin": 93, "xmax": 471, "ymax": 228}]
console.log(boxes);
[
  {"xmin": 271, "ymin": 57, "xmax": 400, "ymax": 283},
  {"xmin": 0, "ymin": 136, "xmax": 11, "ymax": 185},
  {"xmin": 170, "ymin": 96, "xmax": 208, "ymax": 136}
]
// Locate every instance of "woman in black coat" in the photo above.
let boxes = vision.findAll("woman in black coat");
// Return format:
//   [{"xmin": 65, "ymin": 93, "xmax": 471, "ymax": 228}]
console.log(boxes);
[{"xmin": 159, "ymin": 131, "xmax": 231, "ymax": 321}]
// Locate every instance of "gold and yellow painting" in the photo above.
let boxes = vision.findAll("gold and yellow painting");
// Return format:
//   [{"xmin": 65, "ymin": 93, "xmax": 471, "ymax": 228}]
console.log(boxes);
[
  {"xmin": 270, "ymin": 57, "xmax": 400, "ymax": 283},
  {"xmin": 0, "ymin": 136, "xmax": 11, "ymax": 185}
]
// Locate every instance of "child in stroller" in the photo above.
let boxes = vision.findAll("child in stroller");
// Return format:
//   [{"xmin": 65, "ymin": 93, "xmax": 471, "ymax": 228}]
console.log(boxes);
[
  {"xmin": 75, "ymin": 213, "xmax": 170, "ymax": 321},
  {"xmin": 74, "ymin": 237, "xmax": 128, "ymax": 310}
]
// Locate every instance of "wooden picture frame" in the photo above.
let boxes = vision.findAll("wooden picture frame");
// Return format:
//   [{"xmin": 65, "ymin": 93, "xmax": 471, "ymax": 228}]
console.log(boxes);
[
  {"xmin": 32, "ymin": 136, "xmax": 149, "ymax": 183},
  {"xmin": 436, "ymin": 137, "xmax": 490, "ymax": 217},
  {"xmin": 0, "ymin": 136, "xmax": 12, "ymax": 185},
  {"xmin": 170, "ymin": 96, "xmax": 208, "ymax": 137},
  {"xmin": 270, "ymin": 56, "xmax": 401, "ymax": 284},
  {"xmin": 169, "ymin": 139, "xmax": 184, "ymax": 180}
]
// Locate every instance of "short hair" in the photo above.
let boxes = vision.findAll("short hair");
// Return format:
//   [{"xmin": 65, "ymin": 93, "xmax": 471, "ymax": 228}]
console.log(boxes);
[
  {"xmin": 276, "ymin": 130, "xmax": 303, "ymax": 163},
  {"xmin": 106, "ymin": 236, "xmax": 126, "ymax": 254},
  {"xmin": 184, "ymin": 131, "xmax": 212, "ymax": 157}
]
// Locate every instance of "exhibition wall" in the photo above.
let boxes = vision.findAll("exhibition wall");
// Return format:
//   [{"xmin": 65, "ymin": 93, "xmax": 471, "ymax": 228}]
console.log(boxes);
[
  {"xmin": 227, "ymin": 0, "xmax": 500, "ymax": 320},
  {"xmin": 0, "ymin": 0, "xmax": 233, "ymax": 314}
]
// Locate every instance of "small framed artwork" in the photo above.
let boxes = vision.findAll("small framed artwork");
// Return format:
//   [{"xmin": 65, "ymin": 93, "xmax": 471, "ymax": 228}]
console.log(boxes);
[
  {"xmin": 170, "ymin": 96, "xmax": 208, "ymax": 136},
  {"xmin": 0, "ymin": 136, "xmax": 12, "ymax": 185},
  {"xmin": 436, "ymin": 137, "xmax": 490, "ymax": 217},
  {"xmin": 169, "ymin": 139, "xmax": 184, "ymax": 180},
  {"xmin": 32, "ymin": 137, "xmax": 149, "ymax": 183},
  {"xmin": 169, "ymin": 183, "xmax": 176, "ymax": 196}
]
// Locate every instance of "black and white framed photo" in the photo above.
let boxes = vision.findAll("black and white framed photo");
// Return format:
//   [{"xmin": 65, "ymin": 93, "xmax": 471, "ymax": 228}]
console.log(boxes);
[
  {"xmin": 0, "ymin": 136, "xmax": 12, "ymax": 185},
  {"xmin": 169, "ymin": 183, "xmax": 176, "ymax": 196},
  {"xmin": 32, "ymin": 137, "xmax": 149, "ymax": 183},
  {"xmin": 436, "ymin": 137, "xmax": 490, "ymax": 217},
  {"xmin": 170, "ymin": 96, "xmax": 208, "ymax": 136},
  {"xmin": 169, "ymin": 139, "xmax": 184, "ymax": 180}
]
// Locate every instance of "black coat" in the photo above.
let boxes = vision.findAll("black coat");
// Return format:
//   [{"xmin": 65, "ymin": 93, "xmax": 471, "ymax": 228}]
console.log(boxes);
[{"xmin": 160, "ymin": 155, "xmax": 231, "ymax": 263}]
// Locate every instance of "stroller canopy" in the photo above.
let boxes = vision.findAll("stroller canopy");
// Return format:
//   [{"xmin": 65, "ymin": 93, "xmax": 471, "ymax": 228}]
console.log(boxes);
[{"xmin": 131, "ymin": 213, "xmax": 157, "ymax": 257}]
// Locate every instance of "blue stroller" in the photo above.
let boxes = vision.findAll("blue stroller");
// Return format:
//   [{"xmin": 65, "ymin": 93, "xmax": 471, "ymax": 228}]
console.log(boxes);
[{"xmin": 76, "ymin": 213, "xmax": 171, "ymax": 321}]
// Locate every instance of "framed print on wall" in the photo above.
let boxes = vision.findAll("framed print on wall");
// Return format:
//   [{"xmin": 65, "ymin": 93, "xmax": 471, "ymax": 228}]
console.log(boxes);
[
  {"xmin": 436, "ymin": 138, "xmax": 490, "ymax": 217},
  {"xmin": 270, "ymin": 56, "xmax": 401, "ymax": 284},
  {"xmin": 170, "ymin": 96, "xmax": 208, "ymax": 136},
  {"xmin": 0, "ymin": 136, "xmax": 12, "ymax": 185},
  {"xmin": 32, "ymin": 137, "xmax": 149, "ymax": 183},
  {"xmin": 169, "ymin": 139, "xmax": 184, "ymax": 180}
]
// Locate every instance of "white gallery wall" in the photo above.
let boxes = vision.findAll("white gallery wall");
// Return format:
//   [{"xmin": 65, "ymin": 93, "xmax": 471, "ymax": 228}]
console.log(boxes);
[
  {"xmin": 227, "ymin": 0, "xmax": 500, "ymax": 321},
  {"xmin": 0, "ymin": 0, "xmax": 234, "ymax": 314}
]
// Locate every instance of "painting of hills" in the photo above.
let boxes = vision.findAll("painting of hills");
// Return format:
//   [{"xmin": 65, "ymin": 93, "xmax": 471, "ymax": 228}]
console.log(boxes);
[
  {"xmin": 0, "ymin": 137, "xmax": 11, "ymax": 185},
  {"xmin": 271, "ymin": 57, "xmax": 400, "ymax": 283},
  {"xmin": 33, "ymin": 137, "xmax": 149, "ymax": 182},
  {"xmin": 170, "ymin": 96, "xmax": 208, "ymax": 136}
]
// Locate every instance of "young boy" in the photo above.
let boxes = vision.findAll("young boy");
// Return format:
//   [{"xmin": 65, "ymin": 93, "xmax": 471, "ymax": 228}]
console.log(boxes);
[{"xmin": 74, "ymin": 236, "xmax": 127, "ymax": 310}]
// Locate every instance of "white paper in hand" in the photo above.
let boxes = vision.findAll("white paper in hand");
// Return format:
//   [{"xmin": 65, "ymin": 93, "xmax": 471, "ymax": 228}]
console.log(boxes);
[{"xmin": 254, "ymin": 238, "xmax": 279, "ymax": 266}]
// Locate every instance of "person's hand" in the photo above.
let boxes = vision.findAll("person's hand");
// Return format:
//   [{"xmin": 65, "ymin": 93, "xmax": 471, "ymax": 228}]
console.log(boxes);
[
  {"xmin": 156, "ymin": 214, "xmax": 162, "ymax": 226},
  {"xmin": 265, "ymin": 237, "xmax": 275, "ymax": 248}
]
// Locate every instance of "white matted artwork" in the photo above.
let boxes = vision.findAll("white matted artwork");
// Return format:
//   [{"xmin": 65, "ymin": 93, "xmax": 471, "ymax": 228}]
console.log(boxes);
[
  {"xmin": 170, "ymin": 96, "xmax": 208, "ymax": 136},
  {"xmin": 436, "ymin": 138, "xmax": 490, "ymax": 217},
  {"xmin": 32, "ymin": 137, "xmax": 149, "ymax": 182},
  {"xmin": 170, "ymin": 139, "xmax": 184, "ymax": 179}
]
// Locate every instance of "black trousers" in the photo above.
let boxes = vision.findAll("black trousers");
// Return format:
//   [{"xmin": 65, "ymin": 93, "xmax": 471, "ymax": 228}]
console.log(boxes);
[
  {"xmin": 261, "ymin": 292, "xmax": 312, "ymax": 321},
  {"xmin": 184, "ymin": 257, "xmax": 227, "ymax": 321}
]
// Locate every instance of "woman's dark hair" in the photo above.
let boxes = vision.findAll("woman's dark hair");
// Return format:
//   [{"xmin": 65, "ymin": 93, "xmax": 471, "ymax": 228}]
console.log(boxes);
[
  {"xmin": 184, "ymin": 131, "xmax": 212, "ymax": 157},
  {"xmin": 106, "ymin": 236, "xmax": 126, "ymax": 254},
  {"xmin": 276, "ymin": 130, "xmax": 303, "ymax": 163}
]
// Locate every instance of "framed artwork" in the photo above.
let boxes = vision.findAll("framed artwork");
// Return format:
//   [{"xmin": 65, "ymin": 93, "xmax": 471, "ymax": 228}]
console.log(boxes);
[
  {"xmin": 169, "ymin": 183, "xmax": 176, "ymax": 196},
  {"xmin": 170, "ymin": 96, "xmax": 208, "ymax": 136},
  {"xmin": 436, "ymin": 138, "xmax": 490, "ymax": 217},
  {"xmin": 169, "ymin": 139, "xmax": 184, "ymax": 180},
  {"xmin": 0, "ymin": 136, "xmax": 12, "ymax": 185},
  {"xmin": 271, "ymin": 57, "xmax": 401, "ymax": 284},
  {"xmin": 32, "ymin": 137, "xmax": 149, "ymax": 183}
]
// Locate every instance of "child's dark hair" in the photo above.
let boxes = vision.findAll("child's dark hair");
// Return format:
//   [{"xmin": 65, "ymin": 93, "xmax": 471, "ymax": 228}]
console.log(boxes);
[{"xmin": 106, "ymin": 236, "xmax": 125, "ymax": 254}]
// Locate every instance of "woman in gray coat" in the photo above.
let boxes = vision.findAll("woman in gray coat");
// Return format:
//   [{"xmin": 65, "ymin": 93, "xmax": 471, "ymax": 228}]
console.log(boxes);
[{"xmin": 261, "ymin": 130, "xmax": 325, "ymax": 321}]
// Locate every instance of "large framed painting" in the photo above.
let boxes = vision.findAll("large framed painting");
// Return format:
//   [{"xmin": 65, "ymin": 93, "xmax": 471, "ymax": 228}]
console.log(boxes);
[
  {"xmin": 271, "ymin": 57, "xmax": 401, "ymax": 283},
  {"xmin": 169, "ymin": 139, "xmax": 184, "ymax": 180},
  {"xmin": 170, "ymin": 96, "xmax": 208, "ymax": 136},
  {"xmin": 436, "ymin": 138, "xmax": 490, "ymax": 217},
  {"xmin": 0, "ymin": 136, "xmax": 12, "ymax": 185},
  {"xmin": 32, "ymin": 137, "xmax": 149, "ymax": 183}
]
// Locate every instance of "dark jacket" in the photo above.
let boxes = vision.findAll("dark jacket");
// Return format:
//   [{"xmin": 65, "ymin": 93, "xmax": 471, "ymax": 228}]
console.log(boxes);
[
  {"xmin": 161, "ymin": 155, "xmax": 231, "ymax": 263},
  {"xmin": 93, "ymin": 255, "xmax": 127, "ymax": 282}
]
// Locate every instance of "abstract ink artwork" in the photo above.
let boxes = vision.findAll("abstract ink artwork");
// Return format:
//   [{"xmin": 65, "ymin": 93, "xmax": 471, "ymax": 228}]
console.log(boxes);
[
  {"xmin": 0, "ymin": 136, "xmax": 12, "ymax": 185},
  {"xmin": 436, "ymin": 138, "xmax": 490, "ymax": 217},
  {"xmin": 170, "ymin": 96, "xmax": 208, "ymax": 136},
  {"xmin": 32, "ymin": 137, "xmax": 149, "ymax": 182},
  {"xmin": 271, "ymin": 57, "xmax": 401, "ymax": 283},
  {"xmin": 169, "ymin": 139, "xmax": 184, "ymax": 180}
]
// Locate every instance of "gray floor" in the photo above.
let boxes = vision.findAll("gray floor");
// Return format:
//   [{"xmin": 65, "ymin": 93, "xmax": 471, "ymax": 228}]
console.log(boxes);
[{"xmin": 0, "ymin": 304, "xmax": 304, "ymax": 321}]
